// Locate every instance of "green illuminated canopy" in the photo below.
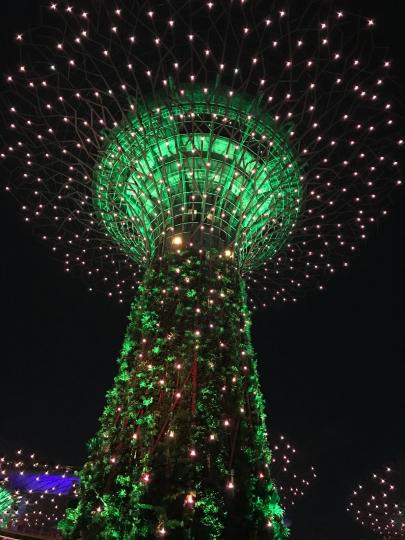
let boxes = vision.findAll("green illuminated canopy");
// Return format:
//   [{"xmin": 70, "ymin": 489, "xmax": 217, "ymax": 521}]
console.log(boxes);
[{"xmin": 94, "ymin": 85, "xmax": 302, "ymax": 270}]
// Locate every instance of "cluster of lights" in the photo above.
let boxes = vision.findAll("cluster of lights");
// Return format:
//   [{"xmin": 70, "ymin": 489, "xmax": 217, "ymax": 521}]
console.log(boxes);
[
  {"xmin": 348, "ymin": 464, "xmax": 405, "ymax": 538},
  {"xmin": 0, "ymin": 0, "xmax": 401, "ymax": 308},
  {"xmin": 271, "ymin": 434, "xmax": 317, "ymax": 508}
]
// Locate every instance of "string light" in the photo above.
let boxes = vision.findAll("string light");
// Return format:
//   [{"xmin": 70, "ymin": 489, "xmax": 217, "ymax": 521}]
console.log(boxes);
[
  {"xmin": 348, "ymin": 463, "xmax": 405, "ymax": 538},
  {"xmin": 0, "ymin": 3, "xmax": 400, "ymax": 305}
]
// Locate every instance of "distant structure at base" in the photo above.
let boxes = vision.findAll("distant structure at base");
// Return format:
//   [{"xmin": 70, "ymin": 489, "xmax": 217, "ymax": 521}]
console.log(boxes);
[
  {"xmin": 0, "ymin": 437, "xmax": 314, "ymax": 539},
  {"xmin": 0, "ymin": 449, "xmax": 77, "ymax": 539}
]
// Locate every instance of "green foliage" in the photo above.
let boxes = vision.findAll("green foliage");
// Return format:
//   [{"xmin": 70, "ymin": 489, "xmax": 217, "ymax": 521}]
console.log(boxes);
[
  {"xmin": 195, "ymin": 490, "xmax": 225, "ymax": 539},
  {"xmin": 61, "ymin": 252, "xmax": 287, "ymax": 539},
  {"xmin": 140, "ymin": 311, "xmax": 158, "ymax": 331},
  {"xmin": 186, "ymin": 288, "xmax": 197, "ymax": 298}
]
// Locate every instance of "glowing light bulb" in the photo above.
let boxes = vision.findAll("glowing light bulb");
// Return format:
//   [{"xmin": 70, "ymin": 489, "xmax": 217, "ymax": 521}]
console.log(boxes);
[
  {"xmin": 171, "ymin": 235, "xmax": 183, "ymax": 246},
  {"xmin": 141, "ymin": 473, "xmax": 150, "ymax": 483},
  {"xmin": 184, "ymin": 493, "xmax": 195, "ymax": 506}
]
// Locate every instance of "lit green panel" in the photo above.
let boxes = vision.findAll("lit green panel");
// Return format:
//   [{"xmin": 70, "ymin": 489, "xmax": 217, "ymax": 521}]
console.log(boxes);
[
  {"xmin": 0, "ymin": 486, "xmax": 13, "ymax": 527},
  {"xmin": 94, "ymin": 85, "xmax": 302, "ymax": 269}
]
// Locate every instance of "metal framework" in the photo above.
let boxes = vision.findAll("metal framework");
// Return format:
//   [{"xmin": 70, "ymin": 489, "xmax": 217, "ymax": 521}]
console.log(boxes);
[
  {"xmin": 2, "ymin": 1, "xmax": 402, "ymax": 305},
  {"xmin": 95, "ymin": 85, "xmax": 301, "ymax": 269}
]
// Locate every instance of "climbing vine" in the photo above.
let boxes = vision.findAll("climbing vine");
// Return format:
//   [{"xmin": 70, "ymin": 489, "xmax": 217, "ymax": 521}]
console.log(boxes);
[{"xmin": 60, "ymin": 250, "xmax": 287, "ymax": 539}]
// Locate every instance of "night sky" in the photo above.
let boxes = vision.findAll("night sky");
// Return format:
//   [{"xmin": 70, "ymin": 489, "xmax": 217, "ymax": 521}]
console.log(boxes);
[{"xmin": 1, "ymin": 1, "xmax": 405, "ymax": 539}]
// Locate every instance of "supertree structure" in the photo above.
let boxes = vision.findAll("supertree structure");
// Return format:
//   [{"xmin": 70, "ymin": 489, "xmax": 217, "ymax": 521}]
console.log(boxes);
[
  {"xmin": 348, "ymin": 463, "xmax": 405, "ymax": 539},
  {"xmin": 0, "ymin": 447, "xmax": 78, "ymax": 537},
  {"xmin": 1, "ymin": 1, "xmax": 403, "ymax": 539}
]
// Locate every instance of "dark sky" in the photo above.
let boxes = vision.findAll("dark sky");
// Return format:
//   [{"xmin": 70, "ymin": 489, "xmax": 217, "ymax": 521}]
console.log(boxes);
[{"xmin": 1, "ymin": 2, "xmax": 405, "ymax": 539}]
